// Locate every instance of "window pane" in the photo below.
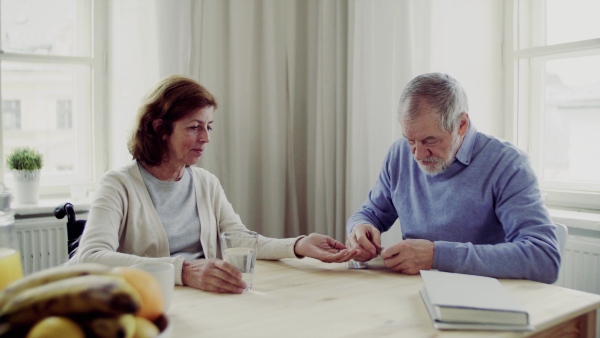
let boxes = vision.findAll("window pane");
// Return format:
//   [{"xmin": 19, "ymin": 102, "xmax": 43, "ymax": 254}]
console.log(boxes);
[
  {"xmin": 547, "ymin": 0, "xmax": 600, "ymax": 46},
  {"xmin": 1, "ymin": 61, "xmax": 92, "ymax": 182},
  {"xmin": 543, "ymin": 55, "xmax": 600, "ymax": 184},
  {"xmin": 2, "ymin": 100, "xmax": 21, "ymax": 130},
  {"xmin": 56, "ymin": 99, "xmax": 73, "ymax": 129},
  {"xmin": 1, "ymin": 0, "xmax": 91, "ymax": 57}
]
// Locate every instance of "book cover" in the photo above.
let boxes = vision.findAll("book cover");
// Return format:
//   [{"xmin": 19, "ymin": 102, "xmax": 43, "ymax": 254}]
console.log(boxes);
[{"xmin": 420, "ymin": 270, "xmax": 533, "ymax": 331}]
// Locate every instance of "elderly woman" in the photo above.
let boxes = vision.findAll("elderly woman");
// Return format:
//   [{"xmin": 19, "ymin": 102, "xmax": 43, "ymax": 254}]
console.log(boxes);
[{"xmin": 70, "ymin": 75, "xmax": 358, "ymax": 293}]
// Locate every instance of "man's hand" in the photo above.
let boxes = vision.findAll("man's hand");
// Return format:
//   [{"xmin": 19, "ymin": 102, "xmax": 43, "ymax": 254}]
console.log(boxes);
[
  {"xmin": 181, "ymin": 258, "xmax": 247, "ymax": 294},
  {"xmin": 380, "ymin": 239, "xmax": 434, "ymax": 274},
  {"xmin": 345, "ymin": 224, "xmax": 382, "ymax": 262},
  {"xmin": 294, "ymin": 233, "xmax": 360, "ymax": 263}
]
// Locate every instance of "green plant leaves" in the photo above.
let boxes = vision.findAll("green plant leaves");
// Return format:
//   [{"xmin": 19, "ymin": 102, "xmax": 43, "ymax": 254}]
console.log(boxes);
[{"xmin": 6, "ymin": 147, "xmax": 44, "ymax": 171}]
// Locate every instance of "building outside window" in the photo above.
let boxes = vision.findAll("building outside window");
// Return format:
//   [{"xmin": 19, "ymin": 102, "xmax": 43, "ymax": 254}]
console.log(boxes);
[
  {"xmin": 2, "ymin": 100, "xmax": 21, "ymax": 131},
  {"xmin": 56, "ymin": 99, "xmax": 72, "ymax": 130}
]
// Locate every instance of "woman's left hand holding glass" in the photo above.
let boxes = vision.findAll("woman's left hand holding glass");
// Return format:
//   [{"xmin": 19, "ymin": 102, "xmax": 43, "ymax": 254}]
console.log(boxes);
[{"xmin": 182, "ymin": 258, "xmax": 247, "ymax": 294}]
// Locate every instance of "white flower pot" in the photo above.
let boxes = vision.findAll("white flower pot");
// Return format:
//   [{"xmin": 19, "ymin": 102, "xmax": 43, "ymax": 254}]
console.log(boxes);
[{"xmin": 13, "ymin": 170, "xmax": 41, "ymax": 204}]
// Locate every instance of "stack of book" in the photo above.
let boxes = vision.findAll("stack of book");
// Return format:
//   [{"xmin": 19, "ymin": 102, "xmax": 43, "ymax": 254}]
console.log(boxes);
[{"xmin": 419, "ymin": 270, "xmax": 534, "ymax": 331}]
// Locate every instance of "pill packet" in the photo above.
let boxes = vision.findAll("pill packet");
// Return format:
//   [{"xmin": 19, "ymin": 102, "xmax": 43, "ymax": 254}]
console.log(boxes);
[
  {"xmin": 345, "ymin": 247, "xmax": 384, "ymax": 269},
  {"xmin": 345, "ymin": 260, "xmax": 368, "ymax": 269}
]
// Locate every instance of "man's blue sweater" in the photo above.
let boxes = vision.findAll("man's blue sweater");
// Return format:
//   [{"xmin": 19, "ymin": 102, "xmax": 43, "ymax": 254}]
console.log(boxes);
[{"xmin": 347, "ymin": 122, "xmax": 560, "ymax": 283}]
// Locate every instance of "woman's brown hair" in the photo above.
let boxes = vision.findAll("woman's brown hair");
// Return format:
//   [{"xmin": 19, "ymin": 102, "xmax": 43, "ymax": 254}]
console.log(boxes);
[{"xmin": 128, "ymin": 75, "xmax": 217, "ymax": 166}]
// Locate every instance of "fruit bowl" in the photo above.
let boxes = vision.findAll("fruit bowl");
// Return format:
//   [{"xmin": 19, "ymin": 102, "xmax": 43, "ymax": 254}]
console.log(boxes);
[{"xmin": 0, "ymin": 263, "xmax": 172, "ymax": 337}]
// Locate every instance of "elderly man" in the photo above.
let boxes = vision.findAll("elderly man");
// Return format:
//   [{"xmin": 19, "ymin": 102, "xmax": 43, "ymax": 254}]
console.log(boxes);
[{"xmin": 346, "ymin": 73, "xmax": 560, "ymax": 283}]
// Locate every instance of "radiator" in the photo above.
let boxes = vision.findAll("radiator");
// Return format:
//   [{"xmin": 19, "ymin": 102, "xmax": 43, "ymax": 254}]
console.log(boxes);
[
  {"xmin": 554, "ymin": 233, "xmax": 600, "ymax": 335},
  {"xmin": 555, "ymin": 234, "xmax": 600, "ymax": 294},
  {"xmin": 15, "ymin": 216, "xmax": 69, "ymax": 275}
]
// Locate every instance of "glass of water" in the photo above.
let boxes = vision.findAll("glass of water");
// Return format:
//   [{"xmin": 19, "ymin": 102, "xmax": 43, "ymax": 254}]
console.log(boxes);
[{"xmin": 220, "ymin": 230, "xmax": 258, "ymax": 291}]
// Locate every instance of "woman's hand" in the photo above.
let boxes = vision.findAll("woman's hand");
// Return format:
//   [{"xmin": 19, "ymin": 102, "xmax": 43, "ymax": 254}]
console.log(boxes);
[
  {"xmin": 181, "ymin": 258, "xmax": 246, "ymax": 293},
  {"xmin": 294, "ymin": 233, "xmax": 360, "ymax": 263}
]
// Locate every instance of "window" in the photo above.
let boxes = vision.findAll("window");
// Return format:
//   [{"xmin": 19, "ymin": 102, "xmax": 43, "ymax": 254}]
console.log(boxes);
[
  {"xmin": 506, "ymin": 0, "xmax": 600, "ymax": 211},
  {"xmin": 56, "ymin": 99, "xmax": 72, "ymax": 130},
  {"xmin": 0, "ymin": 0, "xmax": 107, "ymax": 196},
  {"xmin": 2, "ymin": 100, "xmax": 21, "ymax": 130}
]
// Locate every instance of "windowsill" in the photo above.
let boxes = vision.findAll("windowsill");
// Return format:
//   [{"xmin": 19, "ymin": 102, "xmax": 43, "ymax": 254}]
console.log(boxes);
[
  {"xmin": 548, "ymin": 207, "xmax": 600, "ymax": 237},
  {"xmin": 11, "ymin": 199, "xmax": 600, "ymax": 234},
  {"xmin": 12, "ymin": 197, "xmax": 92, "ymax": 218}
]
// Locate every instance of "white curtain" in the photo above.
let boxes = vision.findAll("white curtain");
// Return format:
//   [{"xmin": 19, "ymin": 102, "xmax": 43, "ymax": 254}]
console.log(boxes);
[
  {"xmin": 107, "ymin": 0, "xmax": 503, "ymax": 242},
  {"xmin": 187, "ymin": 0, "xmax": 349, "ymax": 239}
]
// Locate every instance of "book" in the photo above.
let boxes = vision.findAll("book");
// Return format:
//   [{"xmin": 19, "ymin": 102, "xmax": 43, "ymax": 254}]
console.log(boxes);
[{"xmin": 419, "ymin": 270, "xmax": 534, "ymax": 331}]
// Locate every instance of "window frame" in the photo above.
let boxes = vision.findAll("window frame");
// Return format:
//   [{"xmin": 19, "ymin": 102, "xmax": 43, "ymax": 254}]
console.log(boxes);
[
  {"xmin": 503, "ymin": 0, "xmax": 600, "ymax": 212},
  {"xmin": 0, "ymin": 0, "xmax": 107, "ymax": 198}
]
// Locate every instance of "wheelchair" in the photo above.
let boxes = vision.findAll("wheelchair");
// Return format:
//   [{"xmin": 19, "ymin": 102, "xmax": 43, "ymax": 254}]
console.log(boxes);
[{"xmin": 54, "ymin": 203, "xmax": 86, "ymax": 259}]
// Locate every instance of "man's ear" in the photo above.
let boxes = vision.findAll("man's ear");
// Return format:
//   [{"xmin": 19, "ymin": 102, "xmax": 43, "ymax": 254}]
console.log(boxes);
[{"xmin": 458, "ymin": 113, "xmax": 469, "ymax": 136}]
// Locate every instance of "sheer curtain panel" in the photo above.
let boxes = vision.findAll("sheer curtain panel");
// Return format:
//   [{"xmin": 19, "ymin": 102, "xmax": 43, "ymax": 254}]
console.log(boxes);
[{"xmin": 189, "ymin": 0, "xmax": 349, "ymax": 239}]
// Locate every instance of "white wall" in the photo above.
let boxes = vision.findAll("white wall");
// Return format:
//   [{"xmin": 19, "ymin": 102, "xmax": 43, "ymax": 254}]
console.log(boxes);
[
  {"xmin": 107, "ymin": 0, "xmax": 161, "ymax": 169},
  {"xmin": 429, "ymin": 0, "xmax": 504, "ymax": 137}
]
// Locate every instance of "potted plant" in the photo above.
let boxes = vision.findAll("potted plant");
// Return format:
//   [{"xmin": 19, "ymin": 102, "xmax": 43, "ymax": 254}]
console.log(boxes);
[{"xmin": 6, "ymin": 147, "xmax": 43, "ymax": 204}]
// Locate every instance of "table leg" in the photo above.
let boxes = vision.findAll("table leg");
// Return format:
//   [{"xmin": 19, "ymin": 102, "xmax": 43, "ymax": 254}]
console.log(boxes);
[{"xmin": 530, "ymin": 309, "xmax": 597, "ymax": 338}]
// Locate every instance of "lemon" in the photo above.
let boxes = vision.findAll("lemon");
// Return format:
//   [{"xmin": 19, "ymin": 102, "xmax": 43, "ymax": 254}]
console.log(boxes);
[
  {"xmin": 26, "ymin": 316, "xmax": 85, "ymax": 338},
  {"xmin": 133, "ymin": 316, "xmax": 160, "ymax": 338}
]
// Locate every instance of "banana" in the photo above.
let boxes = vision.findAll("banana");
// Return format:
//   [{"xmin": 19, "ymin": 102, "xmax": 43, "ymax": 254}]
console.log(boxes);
[
  {"xmin": 133, "ymin": 316, "xmax": 160, "ymax": 338},
  {"xmin": 82, "ymin": 313, "xmax": 136, "ymax": 338},
  {"xmin": 0, "ymin": 275, "xmax": 141, "ymax": 329},
  {"xmin": 0, "ymin": 263, "xmax": 113, "ymax": 311}
]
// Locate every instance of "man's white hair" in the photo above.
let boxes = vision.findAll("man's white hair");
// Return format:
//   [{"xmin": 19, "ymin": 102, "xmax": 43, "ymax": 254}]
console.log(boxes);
[{"xmin": 398, "ymin": 73, "xmax": 469, "ymax": 132}]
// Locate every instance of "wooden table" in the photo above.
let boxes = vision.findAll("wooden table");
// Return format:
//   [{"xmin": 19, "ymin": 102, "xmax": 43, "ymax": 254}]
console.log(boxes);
[{"xmin": 167, "ymin": 257, "xmax": 600, "ymax": 337}]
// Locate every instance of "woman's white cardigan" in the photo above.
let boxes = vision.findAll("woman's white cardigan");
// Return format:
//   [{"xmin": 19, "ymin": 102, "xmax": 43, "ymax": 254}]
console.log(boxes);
[{"xmin": 69, "ymin": 161, "xmax": 300, "ymax": 285}]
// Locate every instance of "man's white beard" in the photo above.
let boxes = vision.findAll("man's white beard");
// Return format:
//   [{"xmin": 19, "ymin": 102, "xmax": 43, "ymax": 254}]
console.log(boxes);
[{"xmin": 416, "ymin": 129, "xmax": 461, "ymax": 176}]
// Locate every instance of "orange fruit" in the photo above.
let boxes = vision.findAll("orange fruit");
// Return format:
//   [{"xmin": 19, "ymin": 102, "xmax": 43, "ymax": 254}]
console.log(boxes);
[{"xmin": 112, "ymin": 267, "xmax": 164, "ymax": 321}]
